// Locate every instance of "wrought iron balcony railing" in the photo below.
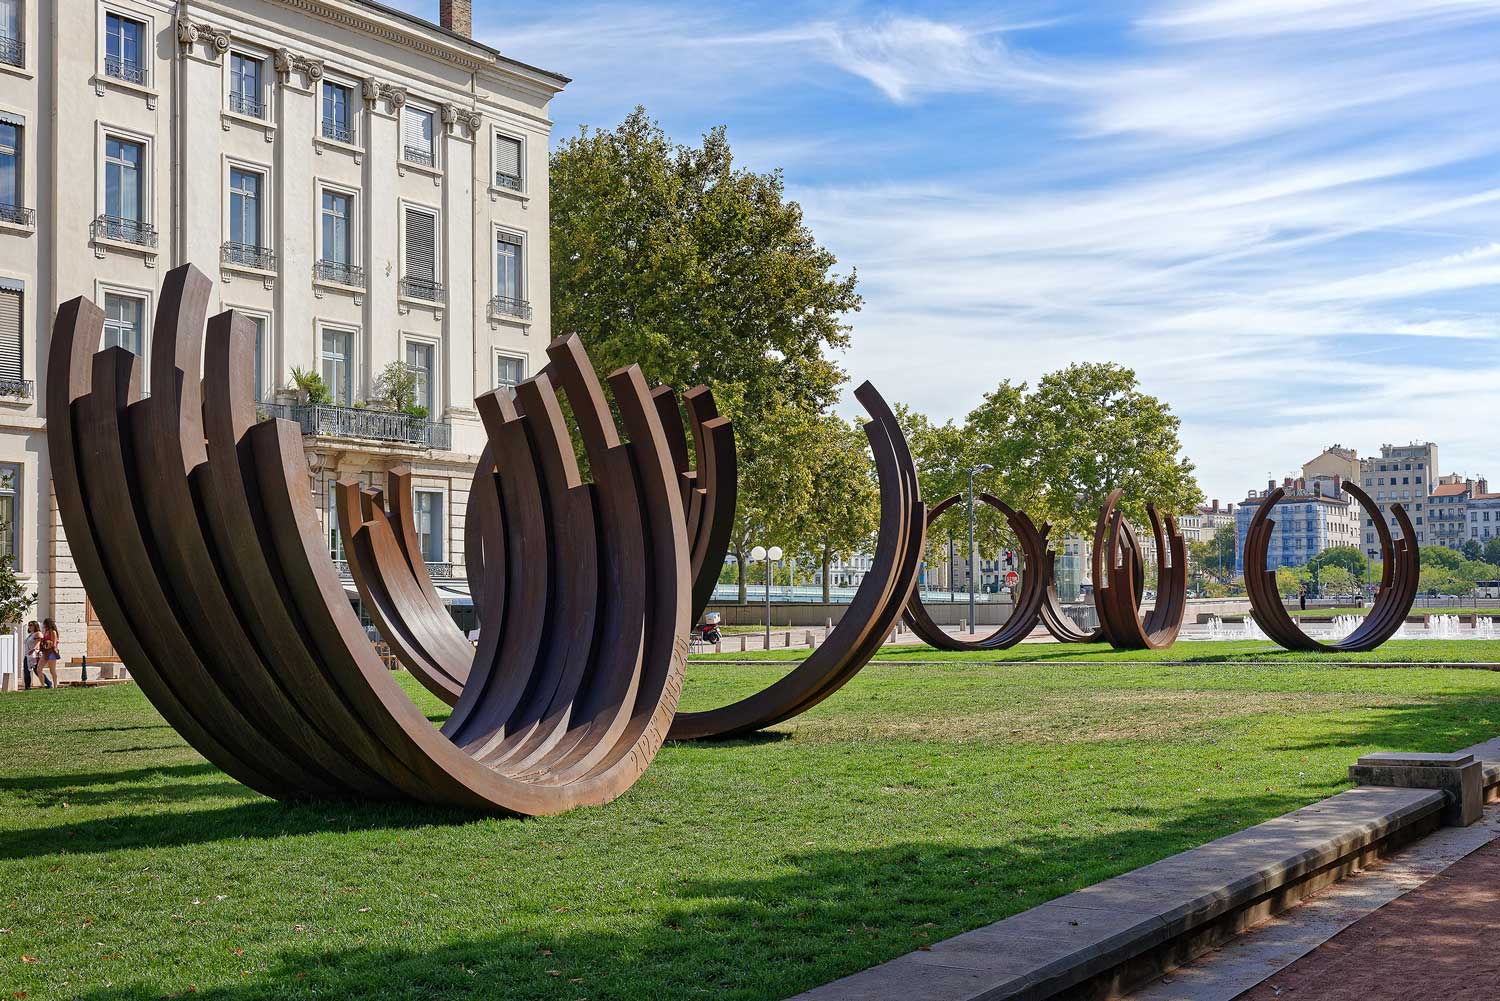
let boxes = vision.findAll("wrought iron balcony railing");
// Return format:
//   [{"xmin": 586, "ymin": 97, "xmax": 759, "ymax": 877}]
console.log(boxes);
[
  {"xmin": 314, "ymin": 260, "xmax": 365, "ymax": 288},
  {"xmin": 288, "ymin": 402, "xmax": 452, "ymax": 450},
  {"xmin": 332, "ymin": 558, "xmax": 454, "ymax": 581},
  {"xmin": 92, "ymin": 214, "xmax": 158, "ymax": 248},
  {"xmin": 403, "ymin": 144, "xmax": 435, "ymax": 168},
  {"xmin": 222, "ymin": 241, "xmax": 277, "ymax": 272},
  {"xmin": 0, "ymin": 34, "xmax": 22, "ymax": 68},
  {"xmin": 105, "ymin": 55, "xmax": 145, "ymax": 85},
  {"xmin": 321, "ymin": 118, "xmax": 355, "ymax": 145},
  {"xmin": 399, "ymin": 277, "xmax": 446, "ymax": 304},
  {"xmin": 228, "ymin": 92, "xmax": 265, "ymax": 119},
  {"xmin": 0, "ymin": 203, "xmax": 35, "ymax": 228},
  {"xmin": 488, "ymin": 295, "xmax": 533, "ymax": 321},
  {"xmin": 494, "ymin": 171, "xmax": 522, "ymax": 191},
  {"xmin": 0, "ymin": 376, "xmax": 33, "ymax": 399}
]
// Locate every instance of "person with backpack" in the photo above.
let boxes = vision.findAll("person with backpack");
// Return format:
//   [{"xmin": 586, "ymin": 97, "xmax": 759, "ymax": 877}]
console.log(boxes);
[{"xmin": 37, "ymin": 618, "xmax": 61, "ymax": 690}]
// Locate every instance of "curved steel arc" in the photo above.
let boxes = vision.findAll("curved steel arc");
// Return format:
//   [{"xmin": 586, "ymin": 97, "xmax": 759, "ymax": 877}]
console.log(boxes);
[
  {"xmin": 902, "ymin": 494, "xmax": 1051, "ymax": 651},
  {"xmin": 1244, "ymin": 481, "xmax": 1418, "ymax": 652},
  {"xmin": 667, "ymin": 381, "xmax": 925, "ymax": 741},
  {"xmin": 48, "ymin": 265, "xmax": 690, "ymax": 816},
  {"xmin": 1091, "ymin": 490, "xmax": 1188, "ymax": 650}
]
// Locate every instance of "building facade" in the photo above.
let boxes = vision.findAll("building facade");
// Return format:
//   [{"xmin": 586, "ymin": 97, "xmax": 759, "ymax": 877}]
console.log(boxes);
[
  {"xmin": 1357, "ymin": 442, "xmax": 1437, "ymax": 550},
  {"xmin": 0, "ymin": 0, "xmax": 565, "ymax": 646},
  {"xmin": 1234, "ymin": 477, "xmax": 1361, "ymax": 572},
  {"xmin": 1430, "ymin": 474, "xmax": 1475, "ymax": 550}
]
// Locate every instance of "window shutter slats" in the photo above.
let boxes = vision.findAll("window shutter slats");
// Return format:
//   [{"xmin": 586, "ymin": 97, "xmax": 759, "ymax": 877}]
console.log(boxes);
[
  {"xmin": 0, "ymin": 287, "xmax": 21, "ymax": 381},
  {"xmin": 494, "ymin": 134, "xmax": 522, "ymax": 179},
  {"xmin": 403, "ymin": 109, "xmax": 434, "ymax": 157},
  {"xmin": 404, "ymin": 208, "xmax": 436, "ymax": 282}
]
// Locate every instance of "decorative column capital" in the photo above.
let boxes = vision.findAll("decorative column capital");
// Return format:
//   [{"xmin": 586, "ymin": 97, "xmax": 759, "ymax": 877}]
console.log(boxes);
[
  {"xmin": 176, "ymin": 13, "xmax": 231, "ymax": 56},
  {"xmin": 275, "ymin": 48, "xmax": 324, "ymax": 85}
]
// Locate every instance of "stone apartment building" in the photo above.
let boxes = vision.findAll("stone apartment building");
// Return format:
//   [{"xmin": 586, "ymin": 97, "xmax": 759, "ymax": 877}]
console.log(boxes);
[
  {"xmin": 0, "ymin": 0, "xmax": 566, "ymax": 647},
  {"xmin": 1358, "ymin": 442, "xmax": 1437, "ymax": 549},
  {"xmin": 1233, "ymin": 475, "xmax": 1362, "ymax": 574},
  {"xmin": 1430, "ymin": 473, "xmax": 1473, "ymax": 550}
]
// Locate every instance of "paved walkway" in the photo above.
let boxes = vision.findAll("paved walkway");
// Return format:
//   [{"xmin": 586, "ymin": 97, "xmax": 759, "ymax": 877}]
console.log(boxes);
[{"xmin": 1233, "ymin": 831, "xmax": 1500, "ymax": 1000}]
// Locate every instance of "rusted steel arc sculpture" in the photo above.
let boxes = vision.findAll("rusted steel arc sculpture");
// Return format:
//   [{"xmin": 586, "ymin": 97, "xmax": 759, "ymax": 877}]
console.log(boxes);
[
  {"xmin": 668, "ymin": 382, "xmax": 925, "ymax": 741},
  {"xmin": 902, "ymin": 493, "xmax": 1051, "ymax": 651},
  {"xmin": 1091, "ymin": 490, "xmax": 1188, "ymax": 650},
  {"xmin": 1244, "ymin": 482, "xmax": 1418, "ymax": 652},
  {"xmin": 50, "ymin": 264, "xmax": 690, "ymax": 815},
  {"xmin": 1037, "ymin": 518, "xmax": 1146, "ymax": 644}
]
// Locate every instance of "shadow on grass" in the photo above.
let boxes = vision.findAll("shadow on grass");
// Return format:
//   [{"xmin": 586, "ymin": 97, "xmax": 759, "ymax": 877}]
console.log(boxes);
[
  {"xmin": 1268, "ymin": 692, "xmax": 1500, "ymax": 754},
  {"xmin": 61, "ymin": 788, "xmax": 1321, "ymax": 1001}
]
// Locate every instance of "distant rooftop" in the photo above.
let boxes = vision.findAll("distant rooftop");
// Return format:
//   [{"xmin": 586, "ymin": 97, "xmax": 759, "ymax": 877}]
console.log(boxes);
[{"xmin": 344, "ymin": 0, "xmax": 571, "ymax": 84}]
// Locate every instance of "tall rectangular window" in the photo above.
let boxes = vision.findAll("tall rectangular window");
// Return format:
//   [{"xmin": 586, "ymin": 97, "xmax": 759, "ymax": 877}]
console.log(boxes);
[
  {"xmin": 320, "ymin": 190, "xmax": 352, "ymax": 265},
  {"xmin": 493, "ymin": 133, "xmax": 522, "ymax": 190},
  {"xmin": 250, "ymin": 315, "xmax": 266, "ymax": 402},
  {"xmin": 496, "ymin": 232, "xmax": 523, "ymax": 301},
  {"xmin": 401, "ymin": 207, "xmax": 439, "ymax": 300},
  {"xmin": 320, "ymin": 327, "xmax": 353, "ymax": 406},
  {"xmin": 406, "ymin": 341, "xmax": 434, "ymax": 414},
  {"xmin": 229, "ymin": 53, "xmax": 263, "ymax": 118},
  {"xmin": 402, "ymin": 107, "xmax": 435, "ymax": 167},
  {"xmin": 326, "ymin": 477, "xmax": 344, "ymax": 562},
  {"xmin": 228, "ymin": 167, "xmax": 261, "ymax": 248},
  {"xmin": 0, "ymin": 280, "xmax": 21, "ymax": 383},
  {"xmin": 104, "ymin": 136, "xmax": 144, "ymax": 222},
  {"xmin": 414, "ymin": 490, "xmax": 443, "ymax": 562},
  {"xmin": 321, "ymin": 81, "xmax": 353, "ymax": 144},
  {"xmin": 105, "ymin": 12, "xmax": 145, "ymax": 84},
  {"xmin": 0, "ymin": 118, "xmax": 18, "ymax": 211},
  {"xmin": 0, "ymin": 462, "xmax": 17, "ymax": 567},
  {"xmin": 103, "ymin": 292, "xmax": 145, "ymax": 356},
  {"xmin": 495, "ymin": 354, "xmax": 525, "ymax": 396},
  {"xmin": 0, "ymin": 0, "xmax": 20, "ymax": 68}
]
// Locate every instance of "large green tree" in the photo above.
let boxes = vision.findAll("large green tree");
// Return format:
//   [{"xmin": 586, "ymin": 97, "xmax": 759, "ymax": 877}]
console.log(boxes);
[
  {"xmin": 791, "ymin": 415, "xmax": 880, "ymax": 602},
  {"xmin": 1483, "ymin": 537, "xmax": 1500, "ymax": 567},
  {"xmin": 1189, "ymin": 524, "xmax": 1237, "ymax": 584},
  {"xmin": 1306, "ymin": 545, "xmax": 1368, "ymax": 582}
]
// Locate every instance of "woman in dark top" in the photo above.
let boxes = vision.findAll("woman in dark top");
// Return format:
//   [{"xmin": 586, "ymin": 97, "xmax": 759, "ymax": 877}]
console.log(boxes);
[{"xmin": 37, "ymin": 617, "xmax": 61, "ymax": 690}]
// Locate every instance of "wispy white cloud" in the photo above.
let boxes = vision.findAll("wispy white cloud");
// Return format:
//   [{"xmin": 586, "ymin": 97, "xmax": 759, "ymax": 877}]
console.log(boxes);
[{"xmin": 1143, "ymin": 0, "xmax": 1500, "ymax": 40}]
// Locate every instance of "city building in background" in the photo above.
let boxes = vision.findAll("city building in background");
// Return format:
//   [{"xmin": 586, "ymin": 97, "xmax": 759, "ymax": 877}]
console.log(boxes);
[
  {"xmin": 0, "ymin": 0, "xmax": 566, "ymax": 649},
  {"xmin": 1234, "ymin": 477, "xmax": 1361, "ymax": 573},
  {"xmin": 1358, "ymin": 442, "xmax": 1438, "ymax": 549}
]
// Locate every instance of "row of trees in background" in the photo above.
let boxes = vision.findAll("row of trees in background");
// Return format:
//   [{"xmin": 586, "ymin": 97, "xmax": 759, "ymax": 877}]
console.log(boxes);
[
  {"xmin": 550, "ymin": 109, "xmax": 1203, "ymax": 603},
  {"xmin": 1196, "ymin": 537, "xmax": 1500, "ymax": 601}
]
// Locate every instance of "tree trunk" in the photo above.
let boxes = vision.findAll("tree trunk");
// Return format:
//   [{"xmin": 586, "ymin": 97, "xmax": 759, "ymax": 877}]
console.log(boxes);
[
  {"xmin": 822, "ymin": 546, "xmax": 832, "ymax": 604},
  {"xmin": 736, "ymin": 546, "xmax": 748, "ymax": 604}
]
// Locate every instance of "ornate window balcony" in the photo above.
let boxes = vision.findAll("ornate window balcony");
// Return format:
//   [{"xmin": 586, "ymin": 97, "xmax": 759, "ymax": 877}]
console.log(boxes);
[
  {"xmin": 488, "ymin": 295, "xmax": 533, "ymax": 321},
  {"xmin": 403, "ymin": 145, "xmax": 435, "ymax": 168},
  {"xmin": 314, "ymin": 260, "xmax": 365, "ymax": 288},
  {"xmin": 0, "ymin": 203, "xmax": 35, "ymax": 228},
  {"xmin": 321, "ymin": 117, "xmax": 355, "ymax": 145},
  {"xmin": 105, "ymin": 55, "xmax": 145, "ymax": 85},
  {"xmin": 0, "ymin": 34, "xmax": 22, "ymax": 68},
  {"xmin": 289, "ymin": 403, "xmax": 452, "ymax": 450},
  {"xmin": 228, "ymin": 93, "xmax": 265, "ymax": 119},
  {"xmin": 222, "ymin": 241, "xmax": 276, "ymax": 272},
  {"xmin": 92, "ymin": 214, "xmax": 158, "ymax": 248},
  {"xmin": 399, "ymin": 277, "xmax": 446, "ymax": 304},
  {"xmin": 494, "ymin": 171, "xmax": 522, "ymax": 191},
  {"xmin": 0, "ymin": 377, "xmax": 33, "ymax": 399}
]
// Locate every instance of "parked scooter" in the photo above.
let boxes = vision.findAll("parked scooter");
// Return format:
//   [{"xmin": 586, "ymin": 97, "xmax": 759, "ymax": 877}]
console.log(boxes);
[{"xmin": 693, "ymin": 611, "xmax": 723, "ymax": 645}]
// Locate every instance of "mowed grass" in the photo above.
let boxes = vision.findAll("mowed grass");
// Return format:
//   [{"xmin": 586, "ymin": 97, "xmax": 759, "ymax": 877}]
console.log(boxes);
[{"xmin": 5, "ymin": 651, "xmax": 1500, "ymax": 1000}]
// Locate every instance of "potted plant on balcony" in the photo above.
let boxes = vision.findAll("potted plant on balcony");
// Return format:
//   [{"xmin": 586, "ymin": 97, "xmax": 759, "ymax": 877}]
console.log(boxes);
[
  {"xmin": 287, "ymin": 367, "xmax": 333, "ymax": 406},
  {"xmin": 371, "ymin": 362, "xmax": 426, "ymax": 417}
]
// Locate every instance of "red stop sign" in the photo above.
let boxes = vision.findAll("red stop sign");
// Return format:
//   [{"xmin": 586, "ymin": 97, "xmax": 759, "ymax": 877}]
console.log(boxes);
[{"xmin": 1004, "ymin": 570, "xmax": 1019, "ymax": 588}]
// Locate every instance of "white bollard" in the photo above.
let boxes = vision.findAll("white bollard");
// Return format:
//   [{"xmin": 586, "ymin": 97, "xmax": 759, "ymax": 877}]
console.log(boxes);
[{"xmin": 740, "ymin": 635, "xmax": 747, "ymax": 652}]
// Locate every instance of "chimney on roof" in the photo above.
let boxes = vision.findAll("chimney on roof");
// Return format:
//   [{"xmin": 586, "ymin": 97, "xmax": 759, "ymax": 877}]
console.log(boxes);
[
  {"xmin": 440, "ymin": 0, "xmax": 473, "ymax": 36},
  {"xmin": 1211, "ymin": 499, "xmax": 1219, "ymax": 512},
  {"xmin": 1480, "ymin": 478, "xmax": 1490, "ymax": 496}
]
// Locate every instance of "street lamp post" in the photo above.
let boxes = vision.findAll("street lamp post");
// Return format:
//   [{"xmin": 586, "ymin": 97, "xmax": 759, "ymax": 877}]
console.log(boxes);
[
  {"xmin": 750, "ymin": 544, "xmax": 783, "ymax": 650},
  {"xmin": 966, "ymin": 463, "xmax": 993, "ymax": 635}
]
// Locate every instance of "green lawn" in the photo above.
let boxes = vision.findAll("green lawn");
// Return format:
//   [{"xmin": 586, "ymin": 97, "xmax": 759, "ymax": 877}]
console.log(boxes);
[{"xmin": 5, "ymin": 651, "xmax": 1500, "ymax": 999}]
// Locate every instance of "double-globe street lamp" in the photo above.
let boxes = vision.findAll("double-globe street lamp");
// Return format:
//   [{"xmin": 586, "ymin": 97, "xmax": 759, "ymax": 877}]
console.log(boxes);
[
  {"xmin": 749, "ymin": 544, "xmax": 784, "ymax": 650},
  {"xmin": 967, "ymin": 463, "xmax": 993, "ymax": 635}
]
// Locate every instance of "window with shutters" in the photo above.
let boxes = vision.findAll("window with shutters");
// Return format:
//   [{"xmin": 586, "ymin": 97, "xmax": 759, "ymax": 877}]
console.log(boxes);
[
  {"xmin": 414, "ymin": 490, "xmax": 443, "ymax": 562},
  {"xmin": 402, "ymin": 106, "xmax": 436, "ymax": 168},
  {"xmin": 0, "ymin": 462, "xmax": 17, "ymax": 566},
  {"xmin": 400, "ymin": 205, "xmax": 443, "ymax": 303},
  {"xmin": 102, "ymin": 292, "xmax": 145, "ymax": 356},
  {"xmin": 405, "ymin": 340, "xmax": 435, "ymax": 414},
  {"xmin": 495, "ymin": 353, "xmax": 525, "ymax": 396},
  {"xmin": 0, "ymin": 281, "xmax": 22, "ymax": 391},
  {"xmin": 493, "ymin": 131, "xmax": 523, "ymax": 190},
  {"xmin": 320, "ymin": 326, "xmax": 354, "ymax": 405}
]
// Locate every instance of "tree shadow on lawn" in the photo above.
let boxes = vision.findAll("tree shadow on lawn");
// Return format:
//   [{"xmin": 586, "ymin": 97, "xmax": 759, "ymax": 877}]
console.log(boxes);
[
  {"xmin": 1266, "ymin": 692, "xmax": 1500, "ymax": 754},
  {"xmin": 63, "ymin": 788, "xmax": 1321, "ymax": 1001}
]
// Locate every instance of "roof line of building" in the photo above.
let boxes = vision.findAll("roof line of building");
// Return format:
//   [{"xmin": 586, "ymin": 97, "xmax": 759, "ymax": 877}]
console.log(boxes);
[{"xmin": 348, "ymin": 0, "xmax": 572, "ymax": 85}]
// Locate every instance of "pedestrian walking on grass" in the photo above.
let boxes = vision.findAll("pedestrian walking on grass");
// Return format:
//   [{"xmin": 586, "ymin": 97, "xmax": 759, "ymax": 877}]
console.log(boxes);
[
  {"xmin": 37, "ymin": 618, "xmax": 61, "ymax": 690},
  {"xmin": 21, "ymin": 619, "xmax": 43, "ymax": 690}
]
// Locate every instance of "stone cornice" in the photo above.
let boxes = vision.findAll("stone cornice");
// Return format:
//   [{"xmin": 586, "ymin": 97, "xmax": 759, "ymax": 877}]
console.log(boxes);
[{"xmin": 272, "ymin": 0, "xmax": 495, "ymax": 72}]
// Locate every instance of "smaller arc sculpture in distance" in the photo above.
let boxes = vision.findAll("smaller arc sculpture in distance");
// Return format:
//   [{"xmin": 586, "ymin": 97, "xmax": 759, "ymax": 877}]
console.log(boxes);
[
  {"xmin": 902, "ymin": 494, "xmax": 1051, "ymax": 651},
  {"xmin": 1243, "ymin": 481, "xmax": 1419, "ymax": 652},
  {"xmin": 1091, "ymin": 489, "xmax": 1188, "ymax": 650},
  {"xmin": 666, "ymin": 382, "xmax": 926, "ymax": 741},
  {"xmin": 49, "ymin": 264, "xmax": 693, "ymax": 816}
]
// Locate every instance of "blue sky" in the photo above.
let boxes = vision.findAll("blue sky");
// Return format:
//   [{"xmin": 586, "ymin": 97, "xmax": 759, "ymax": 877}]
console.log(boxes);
[{"xmin": 396, "ymin": 0, "xmax": 1500, "ymax": 503}]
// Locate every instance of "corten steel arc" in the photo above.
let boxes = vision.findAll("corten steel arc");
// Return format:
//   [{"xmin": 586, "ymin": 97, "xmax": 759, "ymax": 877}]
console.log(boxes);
[
  {"xmin": 1244, "ymin": 482, "xmax": 1419, "ymax": 652},
  {"xmin": 667, "ymin": 382, "xmax": 926, "ymax": 741},
  {"xmin": 1039, "ymin": 516, "xmax": 1147, "ymax": 643},
  {"xmin": 341, "ymin": 386, "xmax": 737, "ymax": 707},
  {"xmin": 1090, "ymin": 489, "xmax": 1188, "ymax": 650},
  {"xmin": 902, "ymin": 493, "xmax": 1051, "ymax": 650},
  {"xmin": 49, "ymin": 264, "xmax": 691, "ymax": 815}
]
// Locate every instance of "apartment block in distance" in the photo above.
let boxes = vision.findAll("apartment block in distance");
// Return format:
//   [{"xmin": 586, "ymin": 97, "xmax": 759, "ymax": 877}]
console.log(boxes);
[
  {"xmin": 1357, "ymin": 442, "xmax": 1437, "ymax": 550},
  {"xmin": 0, "ymin": 0, "xmax": 566, "ymax": 650}
]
